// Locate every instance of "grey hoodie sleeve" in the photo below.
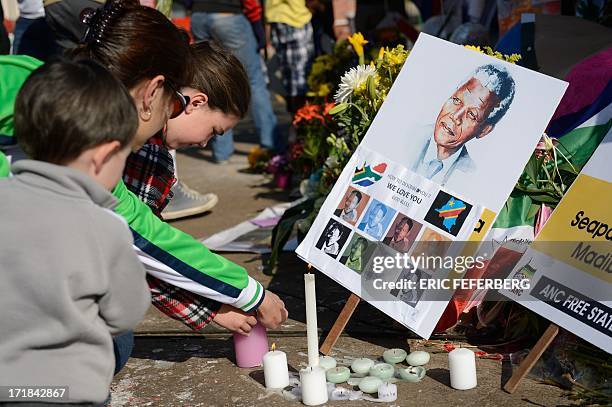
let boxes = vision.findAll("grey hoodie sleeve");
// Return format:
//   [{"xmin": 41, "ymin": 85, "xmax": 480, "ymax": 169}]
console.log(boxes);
[{"xmin": 98, "ymin": 212, "xmax": 151, "ymax": 335}]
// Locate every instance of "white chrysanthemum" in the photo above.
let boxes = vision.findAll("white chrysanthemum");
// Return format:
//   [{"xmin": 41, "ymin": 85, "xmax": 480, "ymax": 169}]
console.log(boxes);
[{"xmin": 334, "ymin": 65, "xmax": 377, "ymax": 103}]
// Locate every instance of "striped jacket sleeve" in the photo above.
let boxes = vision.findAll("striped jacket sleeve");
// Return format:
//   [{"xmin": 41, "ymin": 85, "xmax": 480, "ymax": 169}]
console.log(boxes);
[{"xmin": 112, "ymin": 179, "xmax": 265, "ymax": 312}]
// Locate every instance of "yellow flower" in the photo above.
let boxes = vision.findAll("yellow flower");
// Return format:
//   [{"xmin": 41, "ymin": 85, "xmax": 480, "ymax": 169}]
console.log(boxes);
[
  {"xmin": 247, "ymin": 146, "xmax": 269, "ymax": 169},
  {"xmin": 505, "ymin": 53, "xmax": 522, "ymax": 64},
  {"xmin": 465, "ymin": 44, "xmax": 521, "ymax": 64},
  {"xmin": 348, "ymin": 32, "xmax": 368, "ymax": 60},
  {"xmin": 377, "ymin": 47, "xmax": 385, "ymax": 61},
  {"xmin": 464, "ymin": 45, "xmax": 482, "ymax": 53},
  {"xmin": 309, "ymin": 83, "xmax": 331, "ymax": 97},
  {"xmin": 385, "ymin": 48, "xmax": 407, "ymax": 66}
]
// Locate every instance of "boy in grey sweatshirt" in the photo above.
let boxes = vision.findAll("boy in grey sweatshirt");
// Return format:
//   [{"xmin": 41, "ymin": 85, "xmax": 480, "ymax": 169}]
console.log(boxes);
[{"xmin": 0, "ymin": 60, "xmax": 150, "ymax": 405}]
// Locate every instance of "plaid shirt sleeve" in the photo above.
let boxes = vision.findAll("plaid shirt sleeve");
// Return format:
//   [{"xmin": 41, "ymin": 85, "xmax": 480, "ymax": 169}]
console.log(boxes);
[
  {"xmin": 147, "ymin": 275, "xmax": 221, "ymax": 331},
  {"xmin": 123, "ymin": 137, "xmax": 176, "ymax": 217}
]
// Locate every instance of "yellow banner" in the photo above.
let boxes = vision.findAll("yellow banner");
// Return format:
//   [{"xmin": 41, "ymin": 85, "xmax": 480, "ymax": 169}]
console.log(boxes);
[{"xmin": 533, "ymin": 174, "xmax": 612, "ymax": 283}]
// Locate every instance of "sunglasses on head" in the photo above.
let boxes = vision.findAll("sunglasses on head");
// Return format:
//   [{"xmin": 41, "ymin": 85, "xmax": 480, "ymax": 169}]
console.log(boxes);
[{"xmin": 166, "ymin": 81, "xmax": 190, "ymax": 119}]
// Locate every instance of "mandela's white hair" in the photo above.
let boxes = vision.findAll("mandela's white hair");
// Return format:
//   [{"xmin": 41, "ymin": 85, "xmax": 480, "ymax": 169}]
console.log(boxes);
[{"xmin": 464, "ymin": 64, "xmax": 516, "ymax": 126}]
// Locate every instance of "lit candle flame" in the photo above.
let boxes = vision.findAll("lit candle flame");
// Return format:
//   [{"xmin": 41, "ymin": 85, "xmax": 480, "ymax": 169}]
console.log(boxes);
[{"xmin": 271, "ymin": 343, "xmax": 276, "ymax": 352}]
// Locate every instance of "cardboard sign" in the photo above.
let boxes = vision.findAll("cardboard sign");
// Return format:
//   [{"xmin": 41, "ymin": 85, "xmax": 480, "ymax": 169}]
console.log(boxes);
[
  {"xmin": 501, "ymin": 128, "xmax": 612, "ymax": 353},
  {"xmin": 296, "ymin": 34, "xmax": 567, "ymax": 338}
]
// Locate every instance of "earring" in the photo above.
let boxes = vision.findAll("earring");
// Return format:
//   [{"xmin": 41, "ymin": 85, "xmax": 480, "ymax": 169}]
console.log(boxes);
[{"xmin": 140, "ymin": 108, "xmax": 152, "ymax": 121}]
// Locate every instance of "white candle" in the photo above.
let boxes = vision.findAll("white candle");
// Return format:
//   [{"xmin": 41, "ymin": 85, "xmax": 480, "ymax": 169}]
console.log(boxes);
[
  {"xmin": 448, "ymin": 348, "xmax": 477, "ymax": 390},
  {"xmin": 304, "ymin": 272, "xmax": 319, "ymax": 367},
  {"xmin": 300, "ymin": 366, "xmax": 328, "ymax": 405},
  {"xmin": 377, "ymin": 382, "xmax": 398, "ymax": 402},
  {"xmin": 263, "ymin": 343, "xmax": 290, "ymax": 389}
]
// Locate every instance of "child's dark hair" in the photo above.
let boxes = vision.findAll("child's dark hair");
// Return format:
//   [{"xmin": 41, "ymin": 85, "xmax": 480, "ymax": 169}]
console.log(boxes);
[
  {"xmin": 190, "ymin": 41, "xmax": 250, "ymax": 118},
  {"xmin": 15, "ymin": 59, "xmax": 138, "ymax": 164},
  {"xmin": 72, "ymin": 0, "xmax": 193, "ymax": 91}
]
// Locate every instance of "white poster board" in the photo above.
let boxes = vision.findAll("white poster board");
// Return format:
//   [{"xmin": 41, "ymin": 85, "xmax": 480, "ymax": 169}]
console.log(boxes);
[
  {"xmin": 501, "ymin": 129, "xmax": 612, "ymax": 353},
  {"xmin": 296, "ymin": 34, "xmax": 568, "ymax": 338}
]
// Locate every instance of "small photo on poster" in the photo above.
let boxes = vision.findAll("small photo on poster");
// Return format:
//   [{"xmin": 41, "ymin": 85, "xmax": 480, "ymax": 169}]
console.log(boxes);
[
  {"xmin": 382, "ymin": 214, "xmax": 423, "ymax": 253},
  {"xmin": 315, "ymin": 219, "xmax": 352, "ymax": 259},
  {"xmin": 390, "ymin": 269, "xmax": 428, "ymax": 308},
  {"xmin": 333, "ymin": 186, "xmax": 371, "ymax": 225},
  {"xmin": 358, "ymin": 199, "xmax": 397, "ymax": 240},
  {"xmin": 411, "ymin": 228, "xmax": 453, "ymax": 272},
  {"xmin": 339, "ymin": 233, "xmax": 376, "ymax": 274},
  {"xmin": 424, "ymin": 190, "xmax": 472, "ymax": 236}
]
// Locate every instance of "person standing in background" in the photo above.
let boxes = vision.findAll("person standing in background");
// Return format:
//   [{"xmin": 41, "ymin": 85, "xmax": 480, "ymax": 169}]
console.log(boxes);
[
  {"xmin": 331, "ymin": 0, "xmax": 354, "ymax": 40},
  {"xmin": 135, "ymin": 0, "xmax": 221, "ymax": 220},
  {"xmin": 265, "ymin": 0, "xmax": 314, "ymax": 114},
  {"xmin": 0, "ymin": 3, "xmax": 10, "ymax": 54},
  {"xmin": 13, "ymin": 0, "xmax": 56, "ymax": 60},
  {"xmin": 190, "ymin": 0, "xmax": 280, "ymax": 163}
]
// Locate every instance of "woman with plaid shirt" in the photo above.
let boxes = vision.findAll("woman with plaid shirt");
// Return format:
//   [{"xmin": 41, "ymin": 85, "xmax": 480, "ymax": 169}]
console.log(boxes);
[{"xmin": 124, "ymin": 40, "xmax": 290, "ymax": 335}]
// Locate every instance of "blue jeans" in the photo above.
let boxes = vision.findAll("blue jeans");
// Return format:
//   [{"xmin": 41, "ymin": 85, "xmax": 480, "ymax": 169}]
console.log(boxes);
[
  {"xmin": 191, "ymin": 12, "xmax": 279, "ymax": 161},
  {"xmin": 113, "ymin": 331, "xmax": 134, "ymax": 375},
  {"xmin": 12, "ymin": 17, "xmax": 57, "ymax": 61}
]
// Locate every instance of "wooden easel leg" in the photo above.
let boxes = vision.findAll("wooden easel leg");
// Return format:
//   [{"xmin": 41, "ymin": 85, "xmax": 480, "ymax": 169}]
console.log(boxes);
[
  {"xmin": 503, "ymin": 323, "xmax": 559, "ymax": 394},
  {"xmin": 319, "ymin": 293, "xmax": 361, "ymax": 355}
]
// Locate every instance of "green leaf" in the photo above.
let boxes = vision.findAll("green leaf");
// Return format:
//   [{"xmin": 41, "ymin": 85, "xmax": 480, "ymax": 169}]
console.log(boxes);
[
  {"xmin": 527, "ymin": 203, "xmax": 541, "ymax": 221},
  {"xmin": 367, "ymin": 75, "xmax": 377, "ymax": 101},
  {"xmin": 268, "ymin": 199, "xmax": 315, "ymax": 273},
  {"xmin": 523, "ymin": 154, "xmax": 540, "ymax": 184},
  {"xmin": 328, "ymin": 103, "xmax": 349, "ymax": 115},
  {"xmin": 556, "ymin": 161, "xmax": 579, "ymax": 175}
]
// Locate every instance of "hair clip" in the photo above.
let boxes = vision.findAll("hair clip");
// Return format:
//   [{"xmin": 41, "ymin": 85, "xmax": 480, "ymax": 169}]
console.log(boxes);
[{"xmin": 79, "ymin": 0, "xmax": 126, "ymax": 45}]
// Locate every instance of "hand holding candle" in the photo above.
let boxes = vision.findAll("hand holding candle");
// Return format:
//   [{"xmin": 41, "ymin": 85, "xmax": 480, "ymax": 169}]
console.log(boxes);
[
  {"xmin": 256, "ymin": 290, "xmax": 288, "ymax": 329},
  {"xmin": 263, "ymin": 343, "xmax": 290, "ymax": 389},
  {"xmin": 213, "ymin": 305, "xmax": 257, "ymax": 336}
]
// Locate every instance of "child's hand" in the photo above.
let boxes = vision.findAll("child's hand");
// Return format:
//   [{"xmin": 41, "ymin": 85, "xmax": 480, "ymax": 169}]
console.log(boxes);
[
  {"xmin": 213, "ymin": 304, "xmax": 257, "ymax": 336},
  {"xmin": 256, "ymin": 290, "xmax": 288, "ymax": 329}
]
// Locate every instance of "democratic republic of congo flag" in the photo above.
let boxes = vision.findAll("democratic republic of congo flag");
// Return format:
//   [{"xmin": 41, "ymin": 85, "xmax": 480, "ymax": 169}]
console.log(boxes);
[{"xmin": 435, "ymin": 198, "xmax": 467, "ymax": 232}]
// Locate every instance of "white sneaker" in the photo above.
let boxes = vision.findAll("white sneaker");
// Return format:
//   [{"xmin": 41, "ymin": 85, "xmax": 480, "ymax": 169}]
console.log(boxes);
[{"xmin": 162, "ymin": 181, "xmax": 219, "ymax": 220}]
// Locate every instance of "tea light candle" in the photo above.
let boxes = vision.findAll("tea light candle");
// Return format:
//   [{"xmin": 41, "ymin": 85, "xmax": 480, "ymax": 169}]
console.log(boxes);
[
  {"xmin": 263, "ymin": 343, "xmax": 290, "ymax": 389},
  {"xmin": 398, "ymin": 366, "xmax": 426, "ymax": 382},
  {"xmin": 351, "ymin": 358, "xmax": 374, "ymax": 375},
  {"xmin": 319, "ymin": 355, "xmax": 336, "ymax": 370},
  {"xmin": 233, "ymin": 322, "xmax": 268, "ymax": 368},
  {"xmin": 406, "ymin": 350, "xmax": 430, "ymax": 366},
  {"xmin": 369, "ymin": 363, "xmax": 395, "ymax": 380},
  {"xmin": 304, "ymin": 273, "xmax": 320, "ymax": 367},
  {"xmin": 300, "ymin": 366, "xmax": 328, "ymax": 405},
  {"xmin": 326, "ymin": 366, "xmax": 350, "ymax": 384},
  {"xmin": 377, "ymin": 382, "xmax": 398, "ymax": 401},
  {"xmin": 448, "ymin": 348, "xmax": 477, "ymax": 390},
  {"xmin": 382, "ymin": 348, "xmax": 407, "ymax": 364},
  {"xmin": 358, "ymin": 376, "xmax": 383, "ymax": 393}
]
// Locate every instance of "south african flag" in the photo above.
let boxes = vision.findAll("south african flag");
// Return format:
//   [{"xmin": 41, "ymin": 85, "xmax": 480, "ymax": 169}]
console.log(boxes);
[{"xmin": 352, "ymin": 163, "xmax": 387, "ymax": 187}]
